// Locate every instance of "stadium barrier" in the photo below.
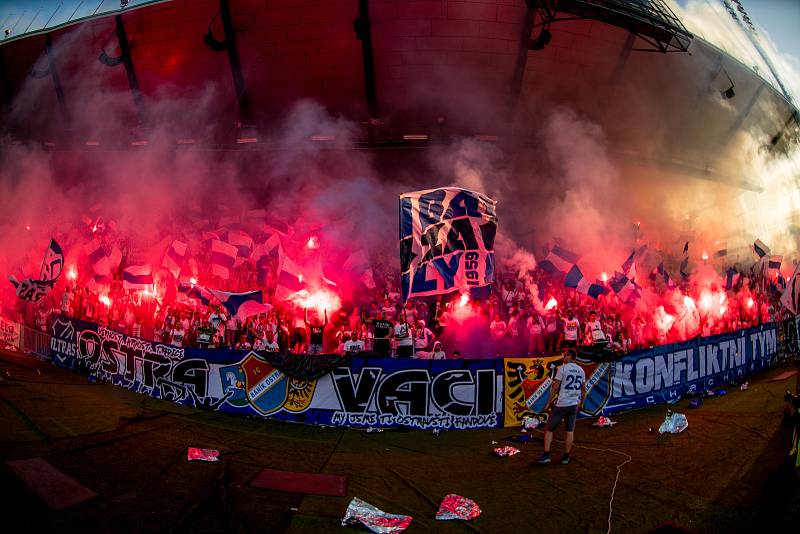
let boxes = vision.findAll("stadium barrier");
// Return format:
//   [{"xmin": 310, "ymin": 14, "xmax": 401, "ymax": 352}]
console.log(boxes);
[{"xmin": 3, "ymin": 315, "xmax": 797, "ymax": 430}]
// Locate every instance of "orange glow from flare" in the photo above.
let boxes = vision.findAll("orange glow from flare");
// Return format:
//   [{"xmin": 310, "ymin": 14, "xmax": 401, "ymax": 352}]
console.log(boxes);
[
  {"xmin": 702, "ymin": 250, "xmax": 709, "ymax": 261},
  {"xmin": 545, "ymin": 297, "xmax": 558, "ymax": 310},
  {"xmin": 99, "ymin": 295, "xmax": 111, "ymax": 307},
  {"xmin": 25, "ymin": 225, "xmax": 30, "ymax": 231},
  {"xmin": 601, "ymin": 272, "xmax": 608, "ymax": 282},
  {"xmin": 294, "ymin": 288, "xmax": 341, "ymax": 315},
  {"xmin": 683, "ymin": 295, "xmax": 696, "ymax": 310},
  {"xmin": 459, "ymin": 293, "xmax": 469, "ymax": 308},
  {"xmin": 189, "ymin": 277, "xmax": 197, "ymax": 285},
  {"xmin": 67, "ymin": 266, "xmax": 77, "ymax": 280},
  {"xmin": 747, "ymin": 298, "xmax": 754, "ymax": 308},
  {"xmin": 699, "ymin": 293, "xmax": 713, "ymax": 311},
  {"xmin": 306, "ymin": 236, "xmax": 320, "ymax": 249}
]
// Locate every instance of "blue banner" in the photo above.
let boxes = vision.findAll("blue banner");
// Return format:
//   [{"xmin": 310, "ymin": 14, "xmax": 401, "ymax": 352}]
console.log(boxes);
[{"xmin": 48, "ymin": 317, "xmax": 778, "ymax": 430}]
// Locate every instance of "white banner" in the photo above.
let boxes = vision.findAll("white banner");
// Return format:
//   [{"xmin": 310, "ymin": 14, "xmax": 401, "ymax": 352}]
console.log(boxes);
[{"xmin": 0, "ymin": 316, "xmax": 21, "ymax": 350}]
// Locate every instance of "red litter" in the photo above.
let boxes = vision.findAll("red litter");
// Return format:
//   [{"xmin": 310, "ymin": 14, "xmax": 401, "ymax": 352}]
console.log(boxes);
[
  {"xmin": 493, "ymin": 446, "xmax": 520, "ymax": 457},
  {"xmin": 435, "ymin": 494, "xmax": 482, "ymax": 521},
  {"xmin": 188, "ymin": 448, "xmax": 219, "ymax": 462}
]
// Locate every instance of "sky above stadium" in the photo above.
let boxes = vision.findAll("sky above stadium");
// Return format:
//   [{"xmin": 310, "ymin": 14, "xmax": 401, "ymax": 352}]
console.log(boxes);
[{"xmin": 674, "ymin": 0, "xmax": 800, "ymax": 103}]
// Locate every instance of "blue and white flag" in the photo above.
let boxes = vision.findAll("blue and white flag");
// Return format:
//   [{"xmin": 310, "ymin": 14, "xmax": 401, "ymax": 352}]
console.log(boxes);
[
  {"xmin": 85, "ymin": 240, "xmax": 110, "ymax": 275},
  {"xmin": 40, "ymin": 238, "xmax": 64, "ymax": 283},
  {"xmin": 227, "ymin": 230, "xmax": 254, "ymax": 266},
  {"xmin": 208, "ymin": 289, "xmax": 272, "ymax": 320},
  {"xmin": 564, "ymin": 265, "xmax": 607, "ymax": 300},
  {"xmin": 679, "ymin": 242, "xmax": 690, "ymax": 281},
  {"xmin": 178, "ymin": 281, "xmax": 212, "ymax": 306},
  {"xmin": 610, "ymin": 272, "xmax": 641, "ymax": 303},
  {"xmin": 649, "ymin": 262, "xmax": 677, "ymax": 289},
  {"xmin": 210, "ymin": 239, "xmax": 238, "ymax": 279},
  {"xmin": 162, "ymin": 240, "xmax": 187, "ymax": 279},
  {"xmin": 276, "ymin": 256, "xmax": 308, "ymax": 300},
  {"xmin": 252, "ymin": 235, "xmax": 281, "ymax": 284},
  {"xmin": 768, "ymin": 255, "xmax": 782, "ymax": 273},
  {"xmin": 400, "ymin": 187, "xmax": 497, "ymax": 301},
  {"xmin": 539, "ymin": 244, "xmax": 580, "ymax": 275},
  {"xmin": 753, "ymin": 239, "xmax": 769, "ymax": 259},
  {"xmin": 724, "ymin": 268, "xmax": 741, "ymax": 290},
  {"xmin": 122, "ymin": 264, "xmax": 153, "ymax": 291}
]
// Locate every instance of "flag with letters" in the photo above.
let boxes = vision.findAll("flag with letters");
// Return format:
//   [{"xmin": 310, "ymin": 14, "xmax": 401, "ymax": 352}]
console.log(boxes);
[
  {"xmin": 9, "ymin": 238, "xmax": 65, "ymax": 302},
  {"xmin": 400, "ymin": 187, "xmax": 497, "ymax": 302},
  {"xmin": 40, "ymin": 239, "xmax": 64, "ymax": 283}
]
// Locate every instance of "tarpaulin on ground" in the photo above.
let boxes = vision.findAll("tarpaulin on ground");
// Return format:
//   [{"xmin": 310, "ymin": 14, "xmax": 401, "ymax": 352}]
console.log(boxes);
[
  {"xmin": 502, "ymin": 323, "xmax": 779, "ymax": 426},
  {"xmin": 48, "ymin": 317, "xmax": 504, "ymax": 430}
]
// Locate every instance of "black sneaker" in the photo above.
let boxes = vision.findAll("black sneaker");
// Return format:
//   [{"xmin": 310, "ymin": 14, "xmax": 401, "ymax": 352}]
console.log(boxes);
[
  {"xmin": 561, "ymin": 453, "xmax": 571, "ymax": 465},
  {"xmin": 535, "ymin": 452, "xmax": 551, "ymax": 464}
]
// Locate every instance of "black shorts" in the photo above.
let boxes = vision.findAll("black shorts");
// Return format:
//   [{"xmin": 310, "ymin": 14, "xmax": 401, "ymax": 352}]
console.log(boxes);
[
  {"xmin": 396, "ymin": 345, "xmax": 413, "ymax": 358},
  {"xmin": 547, "ymin": 404, "xmax": 579, "ymax": 432},
  {"xmin": 563, "ymin": 339, "xmax": 577, "ymax": 348},
  {"xmin": 374, "ymin": 339, "xmax": 391, "ymax": 356},
  {"xmin": 292, "ymin": 331, "xmax": 305, "ymax": 345}
]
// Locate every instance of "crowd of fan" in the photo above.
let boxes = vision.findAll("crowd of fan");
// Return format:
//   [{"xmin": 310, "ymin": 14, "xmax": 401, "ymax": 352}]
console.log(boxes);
[{"xmin": 1, "ymin": 258, "xmax": 787, "ymax": 360}]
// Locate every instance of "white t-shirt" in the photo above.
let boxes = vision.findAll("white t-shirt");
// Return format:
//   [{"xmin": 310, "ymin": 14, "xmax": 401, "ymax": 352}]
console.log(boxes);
[
  {"xmin": 555, "ymin": 362, "xmax": 586, "ymax": 407},
  {"xmin": 170, "ymin": 328, "xmax": 185, "ymax": 347},
  {"xmin": 490, "ymin": 320, "xmax": 507, "ymax": 340},
  {"xmin": 527, "ymin": 316, "xmax": 543, "ymax": 336},
  {"xmin": 344, "ymin": 339, "xmax": 365, "ymax": 352},
  {"xmin": 394, "ymin": 323, "xmax": 413, "ymax": 346},
  {"xmin": 414, "ymin": 327, "xmax": 433, "ymax": 349},
  {"xmin": 564, "ymin": 318, "xmax": 580, "ymax": 341},
  {"xmin": 586, "ymin": 320, "xmax": 606, "ymax": 341}
]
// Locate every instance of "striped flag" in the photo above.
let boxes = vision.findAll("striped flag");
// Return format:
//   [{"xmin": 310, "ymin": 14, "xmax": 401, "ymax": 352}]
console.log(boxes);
[
  {"xmin": 227, "ymin": 230, "xmax": 254, "ymax": 266},
  {"xmin": 276, "ymin": 256, "xmax": 308, "ymax": 300},
  {"xmin": 85, "ymin": 240, "xmax": 111, "ymax": 275},
  {"xmin": 768, "ymin": 255, "xmax": 782, "ymax": 273},
  {"xmin": 649, "ymin": 262, "xmax": 677, "ymax": 289},
  {"xmin": 539, "ymin": 245, "xmax": 580, "ymax": 274},
  {"xmin": 122, "ymin": 264, "xmax": 153, "ymax": 291},
  {"xmin": 724, "ymin": 268, "xmax": 741, "ymax": 290},
  {"xmin": 753, "ymin": 239, "xmax": 770, "ymax": 258},
  {"xmin": 564, "ymin": 265, "xmax": 607, "ymax": 299},
  {"xmin": 610, "ymin": 272, "xmax": 641, "ymax": 303},
  {"xmin": 210, "ymin": 239, "xmax": 238, "ymax": 279},
  {"xmin": 252, "ymin": 235, "xmax": 282, "ymax": 284},
  {"xmin": 178, "ymin": 281, "xmax": 212, "ymax": 306},
  {"xmin": 162, "ymin": 240, "xmax": 187, "ymax": 279},
  {"xmin": 208, "ymin": 289, "xmax": 272, "ymax": 320}
]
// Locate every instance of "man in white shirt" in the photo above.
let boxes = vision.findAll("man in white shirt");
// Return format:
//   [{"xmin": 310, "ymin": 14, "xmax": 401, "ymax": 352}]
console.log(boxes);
[
  {"xmin": 413, "ymin": 320, "xmax": 434, "ymax": 352},
  {"xmin": 562, "ymin": 309, "xmax": 580, "ymax": 348},
  {"xmin": 394, "ymin": 318, "xmax": 414, "ymax": 358},
  {"xmin": 585, "ymin": 311, "xmax": 607, "ymax": 345},
  {"xmin": 536, "ymin": 349, "xmax": 586, "ymax": 465},
  {"xmin": 343, "ymin": 332, "xmax": 365, "ymax": 353}
]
